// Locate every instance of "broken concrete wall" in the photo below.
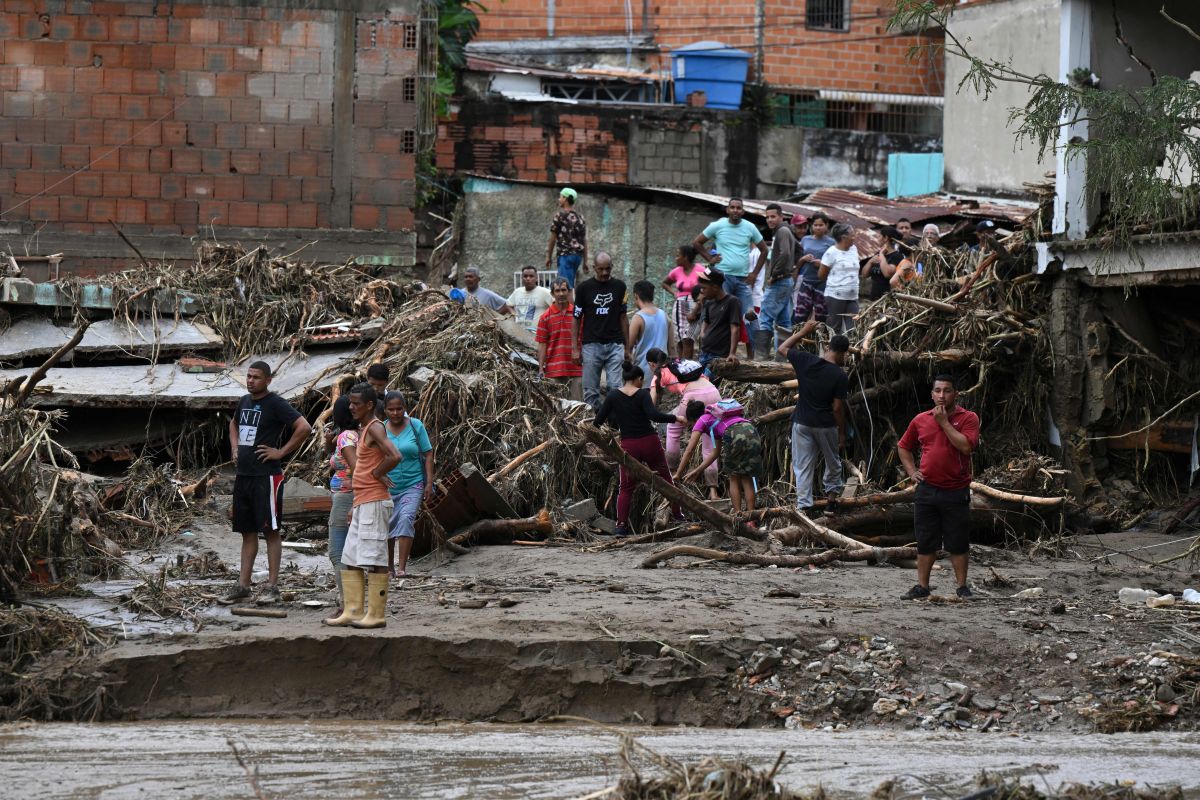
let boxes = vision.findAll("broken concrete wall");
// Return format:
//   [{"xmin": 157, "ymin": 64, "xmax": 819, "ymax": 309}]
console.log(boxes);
[
  {"xmin": 0, "ymin": 0, "xmax": 425, "ymax": 276},
  {"xmin": 440, "ymin": 98, "xmax": 941, "ymax": 197},
  {"xmin": 943, "ymin": 0, "xmax": 1059, "ymax": 196}
]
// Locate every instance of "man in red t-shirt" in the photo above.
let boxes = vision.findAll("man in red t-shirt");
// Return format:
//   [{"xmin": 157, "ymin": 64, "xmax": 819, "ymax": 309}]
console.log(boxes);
[
  {"xmin": 896, "ymin": 374, "xmax": 980, "ymax": 600},
  {"xmin": 536, "ymin": 277, "xmax": 583, "ymax": 401}
]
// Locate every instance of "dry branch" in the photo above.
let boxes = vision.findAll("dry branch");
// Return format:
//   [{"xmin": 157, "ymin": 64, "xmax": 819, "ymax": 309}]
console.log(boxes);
[
  {"xmin": 11, "ymin": 322, "xmax": 89, "ymax": 406},
  {"xmin": 640, "ymin": 544, "xmax": 917, "ymax": 569},
  {"xmin": 488, "ymin": 439, "xmax": 554, "ymax": 483},
  {"xmin": 580, "ymin": 425, "xmax": 762, "ymax": 540}
]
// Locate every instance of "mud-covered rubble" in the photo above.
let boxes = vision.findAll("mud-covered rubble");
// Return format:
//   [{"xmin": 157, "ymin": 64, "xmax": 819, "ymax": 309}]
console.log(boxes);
[{"xmin": 733, "ymin": 607, "xmax": 1200, "ymax": 735}]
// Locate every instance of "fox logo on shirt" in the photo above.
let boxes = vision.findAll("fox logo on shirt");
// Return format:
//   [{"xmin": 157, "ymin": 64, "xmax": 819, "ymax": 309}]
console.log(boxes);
[{"xmin": 593, "ymin": 292, "xmax": 614, "ymax": 315}]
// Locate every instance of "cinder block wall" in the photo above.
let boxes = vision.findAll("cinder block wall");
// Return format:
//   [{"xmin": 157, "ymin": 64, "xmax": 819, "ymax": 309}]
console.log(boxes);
[{"xmin": 0, "ymin": 0, "xmax": 421, "ymax": 274}]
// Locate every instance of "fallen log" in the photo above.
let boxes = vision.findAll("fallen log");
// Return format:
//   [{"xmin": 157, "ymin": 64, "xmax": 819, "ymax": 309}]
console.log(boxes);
[
  {"xmin": 892, "ymin": 292, "xmax": 960, "ymax": 314},
  {"xmin": 488, "ymin": 439, "xmax": 554, "ymax": 483},
  {"xmin": 969, "ymin": 481, "xmax": 1067, "ymax": 507},
  {"xmin": 230, "ymin": 606, "xmax": 288, "ymax": 619},
  {"xmin": 641, "ymin": 544, "xmax": 917, "ymax": 569},
  {"xmin": 1163, "ymin": 489, "xmax": 1200, "ymax": 536},
  {"xmin": 447, "ymin": 509, "xmax": 553, "ymax": 548},
  {"xmin": 580, "ymin": 424, "xmax": 762, "ymax": 540},
  {"xmin": 711, "ymin": 348, "xmax": 973, "ymax": 384}
]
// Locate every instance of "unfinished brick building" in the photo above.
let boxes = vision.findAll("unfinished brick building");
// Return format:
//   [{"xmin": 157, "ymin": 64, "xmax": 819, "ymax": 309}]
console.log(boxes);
[
  {"xmin": 0, "ymin": 0, "xmax": 435, "ymax": 275},
  {"xmin": 439, "ymin": 1, "xmax": 946, "ymax": 195},
  {"xmin": 474, "ymin": 0, "xmax": 943, "ymax": 97}
]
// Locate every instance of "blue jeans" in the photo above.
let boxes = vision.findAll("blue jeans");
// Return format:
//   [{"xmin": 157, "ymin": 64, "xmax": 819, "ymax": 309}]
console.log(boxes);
[
  {"xmin": 758, "ymin": 277, "xmax": 794, "ymax": 349},
  {"xmin": 722, "ymin": 273, "xmax": 756, "ymax": 320},
  {"xmin": 582, "ymin": 341, "xmax": 624, "ymax": 412},
  {"xmin": 557, "ymin": 253, "xmax": 583, "ymax": 288}
]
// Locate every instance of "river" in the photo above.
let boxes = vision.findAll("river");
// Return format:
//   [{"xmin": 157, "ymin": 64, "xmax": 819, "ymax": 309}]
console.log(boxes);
[{"xmin": 2, "ymin": 721, "xmax": 1197, "ymax": 798}]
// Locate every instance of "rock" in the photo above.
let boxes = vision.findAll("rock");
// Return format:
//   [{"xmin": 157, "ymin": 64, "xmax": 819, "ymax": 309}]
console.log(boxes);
[
  {"xmin": 1050, "ymin": 599, "xmax": 1067, "ymax": 614},
  {"xmin": 945, "ymin": 681, "xmax": 969, "ymax": 694},
  {"xmin": 1011, "ymin": 587, "xmax": 1044, "ymax": 599},
  {"xmin": 784, "ymin": 714, "xmax": 804, "ymax": 730},
  {"xmin": 1066, "ymin": 652, "xmax": 1078, "ymax": 662},
  {"xmin": 872, "ymin": 698, "xmax": 900, "ymax": 715},
  {"xmin": 1156, "ymin": 684, "xmax": 1177, "ymax": 702},
  {"xmin": 605, "ymin": 583, "xmax": 627, "ymax": 593},
  {"xmin": 590, "ymin": 515, "xmax": 617, "ymax": 534},
  {"xmin": 805, "ymin": 660, "xmax": 823, "ymax": 672},
  {"xmin": 563, "ymin": 499, "xmax": 597, "ymax": 522},
  {"xmin": 749, "ymin": 647, "xmax": 783, "ymax": 675},
  {"xmin": 972, "ymin": 694, "xmax": 997, "ymax": 711},
  {"xmin": 457, "ymin": 599, "xmax": 488, "ymax": 609},
  {"xmin": 1033, "ymin": 693, "xmax": 1063, "ymax": 704},
  {"xmin": 817, "ymin": 637, "xmax": 841, "ymax": 653},
  {"xmin": 496, "ymin": 597, "xmax": 519, "ymax": 608}
]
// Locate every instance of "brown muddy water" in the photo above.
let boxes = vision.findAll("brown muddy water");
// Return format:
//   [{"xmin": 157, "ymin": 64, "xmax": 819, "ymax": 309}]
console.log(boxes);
[{"xmin": 1, "ymin": 721, "xmax": 1197, "ymax": 798}]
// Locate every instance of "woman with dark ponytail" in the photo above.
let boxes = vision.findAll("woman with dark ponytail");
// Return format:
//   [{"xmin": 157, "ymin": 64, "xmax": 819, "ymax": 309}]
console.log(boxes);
[{"xmin": 593, "ymin": 359, "xmax": 687, "ymax": 536}]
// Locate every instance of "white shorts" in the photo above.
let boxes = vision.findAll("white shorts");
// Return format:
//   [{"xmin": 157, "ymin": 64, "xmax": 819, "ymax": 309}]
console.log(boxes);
[{"xmin": 341, "ymin": 498, "xmax": 393, "ymax": 568}]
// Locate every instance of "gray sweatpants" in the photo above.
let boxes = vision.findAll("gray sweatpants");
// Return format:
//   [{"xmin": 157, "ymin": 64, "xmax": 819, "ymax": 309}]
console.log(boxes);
[{"xmin": 791, "ymin": 423, "xmax": 843, "ymax": 509}]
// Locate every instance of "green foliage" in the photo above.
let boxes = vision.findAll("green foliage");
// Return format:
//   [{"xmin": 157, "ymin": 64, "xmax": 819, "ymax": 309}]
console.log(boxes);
[
  {"xmin": 435, "ymin": 0, "xmax": 485, "ymax": 116},
  {"xmin": 738, "ymin": 81, "xmax": 781, "ymax": 129},
  {"xmin": 888, "ymin": 0, "xmax": 1200, "ymax": 246}
]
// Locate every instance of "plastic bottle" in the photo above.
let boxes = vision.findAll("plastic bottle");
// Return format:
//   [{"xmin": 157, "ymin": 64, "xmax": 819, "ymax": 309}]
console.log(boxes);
[
  {"xmin": 1147, "ymin": 594, "xmax": 1176, "ymax": 608},
  {"xmin": 1182, "ymin": 588, "xmax": 1200, "ymax": 604},
  {"xmin": 1118, "ymin": 587, "xmax": 1156, "ymax": 605}
]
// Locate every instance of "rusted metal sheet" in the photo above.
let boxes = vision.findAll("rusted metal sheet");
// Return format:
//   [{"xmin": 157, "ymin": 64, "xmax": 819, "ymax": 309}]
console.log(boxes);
[{"xmin": 0, "ymin": 277, "xmax": 201, "ymax": 314}]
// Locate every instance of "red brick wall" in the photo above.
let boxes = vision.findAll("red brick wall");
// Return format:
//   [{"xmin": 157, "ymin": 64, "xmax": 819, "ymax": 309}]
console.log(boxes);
[
  {"xmin": 437, "ymin": 106, "xmax": 629, "ymax": 185},
  {"xmin": 0, "ymin": 0, "xmax": 418, "ymax": 247},
  {"xmin": 474, "ymin": 0, "xmax": 944, "ymax": 96}
]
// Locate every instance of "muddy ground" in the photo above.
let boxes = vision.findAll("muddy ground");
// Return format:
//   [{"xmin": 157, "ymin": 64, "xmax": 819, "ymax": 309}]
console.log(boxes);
[{"xmin": 75, "ymin": 503, "xmax": 1200, "ymax": 736}]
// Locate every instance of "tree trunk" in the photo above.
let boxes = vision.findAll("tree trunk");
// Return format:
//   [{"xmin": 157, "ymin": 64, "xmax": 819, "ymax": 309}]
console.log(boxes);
[
  {"xmin": 641, "ymin": 544, "xmax": 917, "ymax": 569},
  {"xmin": 579, "ymin": 425, "xmax": 762, "ymax": 540}
]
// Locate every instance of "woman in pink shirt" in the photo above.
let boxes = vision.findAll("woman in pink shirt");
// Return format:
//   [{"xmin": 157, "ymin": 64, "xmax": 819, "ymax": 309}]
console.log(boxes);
[
  {"xmin": 647, "ymin": 348, "xmax": 721, "ymax": 500},
  {"xmin": 661, "ymin": 244, "xmax": 706, "ymax": 359}
]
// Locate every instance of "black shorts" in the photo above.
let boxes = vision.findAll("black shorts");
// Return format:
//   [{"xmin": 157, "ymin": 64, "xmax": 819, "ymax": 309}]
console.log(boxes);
[
  {"xmin": 914, "ymin": 482, "xmax": 970, "ymax": 555},
  {"xmin": 232, "ymin": 474, "xmax": 285, "ymax": 534}
]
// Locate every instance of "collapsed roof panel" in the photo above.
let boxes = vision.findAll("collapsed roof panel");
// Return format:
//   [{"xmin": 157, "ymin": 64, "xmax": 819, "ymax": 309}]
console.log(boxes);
[
  {"xmin": 0, "ymin": 347, "xmax": 358, "ymax": 410},
  {"xmin": 0, "ymin": 317, "xmax": 222, "ymax": 362}
]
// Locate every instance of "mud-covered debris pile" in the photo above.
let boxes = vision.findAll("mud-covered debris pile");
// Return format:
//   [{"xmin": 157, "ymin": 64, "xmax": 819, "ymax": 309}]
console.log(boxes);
[{"xmin": 0, "ymin": 606, "xmax": 114, "ymax": 722}]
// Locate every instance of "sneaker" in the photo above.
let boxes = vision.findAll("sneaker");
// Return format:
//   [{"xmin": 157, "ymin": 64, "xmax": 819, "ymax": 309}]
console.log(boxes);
[
  {"xmin": 255, "ymin": 585, "xmax": 282, "ymax": 606},
  {"xmin": 613, "ymin": 525, "xmax": 633, "ymax": 538},
  {"xmin": 956, "ymin": 585, "xmax": 974, "ymax": 600},
  {"xmin": 901, "ymin": 584, "xmax": 931, "ymax": 600},
  {"xmin": 217, "ymin": 584, "xmax": 251, "ymax": 605}
]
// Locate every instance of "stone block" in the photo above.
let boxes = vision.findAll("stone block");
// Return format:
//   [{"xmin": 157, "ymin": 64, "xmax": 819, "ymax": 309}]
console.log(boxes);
[{"xmin": 564, "ymin": 498, "xmax": 597, "ymax": 522}]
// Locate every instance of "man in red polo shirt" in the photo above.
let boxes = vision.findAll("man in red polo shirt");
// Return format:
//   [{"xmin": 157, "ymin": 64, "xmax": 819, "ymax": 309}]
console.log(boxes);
[
  {"xmin": 536, "ymin": 277, "xmax": 583, "ymax": 400},
  {"xmin": 897, "ymin": 374, "xmax": 980, "ymax": 600}
]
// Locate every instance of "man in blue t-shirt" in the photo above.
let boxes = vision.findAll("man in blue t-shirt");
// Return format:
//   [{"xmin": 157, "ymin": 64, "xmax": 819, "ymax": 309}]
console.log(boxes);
[{"xmin": 693, "ymin": 197, "xmax": 767, "ymax": 338}]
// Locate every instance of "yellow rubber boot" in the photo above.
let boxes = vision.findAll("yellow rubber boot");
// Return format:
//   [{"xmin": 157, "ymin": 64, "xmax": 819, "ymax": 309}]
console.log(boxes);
[
  {"xmin": 323, "ymin": 569, "xmax": 364, "ymax": 626},
  {"xmin": 351, "ymin": 572, "xmax": 389, "ymax": 629}
]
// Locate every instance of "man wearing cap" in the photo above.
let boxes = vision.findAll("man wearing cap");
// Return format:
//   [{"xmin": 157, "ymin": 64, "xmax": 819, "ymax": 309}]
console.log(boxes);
[
  {"xmin": 546, "ymin": 188, "xmax": 588, "ymax": 289},
  {"xmin": 693, "ymin": 197, "xmax": 767, "ymax": 340},
  {"xmin": 695, "ymin": 266, "xmax": 742, "ymax": 371},
  {"xmin": 756, "ymin": 203, "xmax": 796, "ymax": 360}
]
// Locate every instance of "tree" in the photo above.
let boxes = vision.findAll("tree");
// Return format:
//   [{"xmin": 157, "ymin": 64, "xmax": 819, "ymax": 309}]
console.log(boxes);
[{"xmin": 889, "ymin": 1, "xmax": 1200, "ymax": 247}]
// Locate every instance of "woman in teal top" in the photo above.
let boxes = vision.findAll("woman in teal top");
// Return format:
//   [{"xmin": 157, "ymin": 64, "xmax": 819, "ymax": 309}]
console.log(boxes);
[{"xmin": 382, "ymin": 391, "xmax": 434, "ymax": 577}]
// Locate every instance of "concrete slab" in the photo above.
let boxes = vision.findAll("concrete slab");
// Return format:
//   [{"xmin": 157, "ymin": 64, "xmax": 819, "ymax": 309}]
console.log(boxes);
[
  {"xmin": 0, "ymin": 347, "xmax": 361, "ymax": 409},
  {"xmin": 0, "ymin": 317, "xmax": 221, "ymax": 361}
]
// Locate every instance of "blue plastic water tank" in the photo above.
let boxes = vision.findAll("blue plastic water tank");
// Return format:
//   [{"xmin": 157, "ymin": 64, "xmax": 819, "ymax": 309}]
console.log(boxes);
[{"xmin": 671, "ymin": 41, "xmax": 752, "ymax": 110}]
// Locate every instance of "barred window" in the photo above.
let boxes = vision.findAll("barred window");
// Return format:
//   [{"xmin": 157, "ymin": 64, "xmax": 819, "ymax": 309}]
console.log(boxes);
[
  {"xmin": 403, "ymin": 22, "xmax": 417, "ymax": 49},
  {"xmin": 403, "ymin": 76, "xmax": 417, "ymax": 103},
  {"xmin": 806, "ymin": 0, "xmax": 850, "ymax": 32},
  {"xmin": 401, "ymin": 129, "xmax": 416, "ymax": 154}
]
